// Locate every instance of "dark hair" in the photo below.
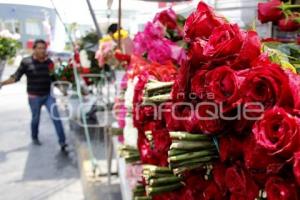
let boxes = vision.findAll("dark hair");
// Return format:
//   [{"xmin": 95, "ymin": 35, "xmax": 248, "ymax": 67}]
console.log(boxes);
[
  {"xmin": 107, "ymin": 23, "xmax": 119, "ymax": 34},
  {"xmin": 33, "ymin": 39, "xmax": 47, "ymax": 49}
]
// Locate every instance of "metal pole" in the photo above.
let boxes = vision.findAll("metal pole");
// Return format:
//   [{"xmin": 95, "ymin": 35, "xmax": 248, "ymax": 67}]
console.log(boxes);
[
  {"xmin": 117, "ymin": 0, "xmax": 122, "ymax": 49},
  {"xmin": 86, "ymin": 0, "xmax": 103, "ymax": 39}
]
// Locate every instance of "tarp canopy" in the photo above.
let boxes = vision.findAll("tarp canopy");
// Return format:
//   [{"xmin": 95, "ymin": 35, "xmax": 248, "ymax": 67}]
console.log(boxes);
[{"xmin": 140, "ymin": 0, "xmax": 190, "ymax": 1}]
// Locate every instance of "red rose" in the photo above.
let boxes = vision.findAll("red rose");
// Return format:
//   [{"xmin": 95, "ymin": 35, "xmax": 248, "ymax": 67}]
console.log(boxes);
[
  {"xmin": 149, "ymin": 61, "xmax": 178, "ymax": 82},
  {"xmin": 240, "ymin": 63, "xmax": 293, "ymax": 111},
  {"xmin": 265, "ymin": 177, "xmax": 299, "ymax": 200},
  {"xmin": 261, "ymin": 37, "xmax": 281, "ymax": 43},
  {"xmin": 133, "ymin": 73, "xmax": 149, "ymax": 127},
  {"xmin": 74, "ymin": 51, "xmax": 81, "ymax": 64},
  {"xmin": 171, "ymin": 61, "xmax": 190, "ymax": 102},
  {"xmin": 191, "ymin": 70, "xmax": 207, "ymax": 100},
  {"xmin": 184, "ymin": 2, "xmax": 226, "ymax": 42},
  {"xmin": 163, "ymin": 103, "xmax": 185, "ymax": 131},
  {"xmin": 285, "ymin": 69, "xmax": 300, "ymax": 110},
  {"xmin": 187, "ymin": 38, "xmax": 207, "ymax": 70},
  {"xmin": 205, "ymin": 66, "xmax": 242, "ymax": 112},
  {"xmin": 294, "ymin": 152, "xmax": 300, "ymax": 186},
  {"xmin": 202, "ymin": 182, "xmax": 224, "ymax": 200},
  {"xmin": 182, "ymin": 106, "xmax": 201, "ymax": 133},
  {"xmin": 196, "ymin": 102, "xmax": 224, "ymax": 134},
  {"xmin": 152, "ymin": 129, "xmax": 172, "ymax": 166},
  {"xmin": 297, "ymin": 37, "xmax": 300, "ymax": 45},
  {"xmin": 203, "ymin": 24, "xmax": 244, "ymax": 61},
  {"xmin": 253, "ymin": 107, "xmax": 300, "ymax": 158},
  {"xmin": 258, "ymin": 0, "xmax": 283, "ymax": 23},
  {"xmin": 153, "ymin": 8, "xmax": 178, "ymax": 30},
  {"xmin": 225, "ymin": 164, "xmax": 259, "ymax": 200},
  {"xmin": 138, "ymin": 123, "xmax": 171, "ymax": 166},
  {"xmin": 180, "ymin": 174, "xmax": 209, "ymax": 200},
  {"xmin": 48, "ymin": 62, "xmax": 54, "ymax": 72},
  {"xmin": 80, "ymin": 67, "xmax": 90, "ymax": 74},
  {"xmin": 243, "ymin": 135, "xmax": 284, "ymax": 184},
  {"xmin": 114, "ymin": 50, "xmax": 131, "ymax": 63},
  {"xmin": 138, "ymin": 133, "xmax": 157, "ymax": 165},
  {"xmin": 233, "ymin": 30, "xmax": 261, "ymax": 70},
  {"xmin": 278, "ymin": 15, "xmax": 300, "ymax": 32},
  {"xmin": 212, "ymin": 163, "xmax": 228, "ymax": 196},
  {"xmin": 219, "ymin": 135, "xmax": 244, "ymax": 162}
]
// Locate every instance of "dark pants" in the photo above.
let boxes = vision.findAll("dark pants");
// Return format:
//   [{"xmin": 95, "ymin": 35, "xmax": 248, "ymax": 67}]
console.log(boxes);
[{"xmin": 28, "ymin": 94, "xmax": 66, "ymax": 145}]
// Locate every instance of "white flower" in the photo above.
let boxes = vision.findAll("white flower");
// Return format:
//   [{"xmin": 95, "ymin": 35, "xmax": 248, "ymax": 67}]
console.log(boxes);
[
  {"xmin": 0, "ymin": 29, "xmax": 19, "ymax": 40},
  {"xmin": 124, "ymin": 77, "xmax": 138, "ymax": 109},
  {"xmin": 123, "ymin": 116, "xmax": 138, "ymax": 148}
]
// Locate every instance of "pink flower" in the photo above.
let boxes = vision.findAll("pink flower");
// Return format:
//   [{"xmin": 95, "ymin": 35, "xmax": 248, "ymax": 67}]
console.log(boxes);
[
  {"xmin": 147, "ymin": 39, "xmax": 173, "ymax": 64},
  {"xmin": 95, "ymin": 40, "xmax": 116, "ymax": 66},
  {"xmin": 144, "ymin": 22, "xmax": 165, "ymax": 39}
]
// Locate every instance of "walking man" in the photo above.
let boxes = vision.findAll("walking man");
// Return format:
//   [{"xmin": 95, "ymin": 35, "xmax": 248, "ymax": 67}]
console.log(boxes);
[{"xmin": 0, "ymin": 39, "xmax": 67, "ymax": 151}]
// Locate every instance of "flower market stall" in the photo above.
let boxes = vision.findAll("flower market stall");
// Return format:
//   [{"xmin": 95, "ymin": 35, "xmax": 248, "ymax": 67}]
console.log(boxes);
[{"xmin": 111, "ymin": 1, "xmax": 300, "ymax": 200}]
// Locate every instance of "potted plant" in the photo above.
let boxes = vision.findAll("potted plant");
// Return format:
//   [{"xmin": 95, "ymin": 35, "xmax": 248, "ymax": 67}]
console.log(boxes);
[{"xmin": 0, "ymin": 30, "xmax": 21, "ymax": 80}]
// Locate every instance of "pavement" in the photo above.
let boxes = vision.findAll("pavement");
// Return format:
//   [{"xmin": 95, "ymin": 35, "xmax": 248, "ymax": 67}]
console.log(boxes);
[{"xmin": 0, "ymin": 66, "xmax": 84, "ymax": 200}]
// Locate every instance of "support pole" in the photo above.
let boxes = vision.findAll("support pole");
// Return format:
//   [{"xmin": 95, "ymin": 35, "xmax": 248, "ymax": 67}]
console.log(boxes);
[
  {"xmin": 117, "ymin": 0, "xmax": 122, "ymax": 49},
  {"xmin": 86, "ymin": 0, "xmax": 102, "ymax": 39}
]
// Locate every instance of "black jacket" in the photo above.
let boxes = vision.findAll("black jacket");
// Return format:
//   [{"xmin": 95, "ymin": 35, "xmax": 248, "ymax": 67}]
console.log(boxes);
[{"xmin": 11, "ymin": 56, "xmax": 54, "ymax": 96}]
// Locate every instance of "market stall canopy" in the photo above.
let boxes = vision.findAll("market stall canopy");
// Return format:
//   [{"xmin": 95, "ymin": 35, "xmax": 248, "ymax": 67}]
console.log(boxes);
[{"xmin": 139, "ymin": 0, "xmax": 190, "ymax": 1}]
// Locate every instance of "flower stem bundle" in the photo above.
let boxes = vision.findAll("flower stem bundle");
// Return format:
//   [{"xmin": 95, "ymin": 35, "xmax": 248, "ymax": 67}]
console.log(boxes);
[
  {"xmin": 133, "ymin": 184, "xmax": 151, "ymax": 200},
  {"xmin": 142, "ymin": 165, "xmax": 184, "ymax": 196},
  {"xmin": 118, "ymin": 145, "xmax": 140, "ymax": 164},
  {"xmin": 143, "ymin": 81, "xmax": 174, "ymax": 104},
  {"xmin": 168, "ymin": 132, "xmax": 219, "ymax": 175}
]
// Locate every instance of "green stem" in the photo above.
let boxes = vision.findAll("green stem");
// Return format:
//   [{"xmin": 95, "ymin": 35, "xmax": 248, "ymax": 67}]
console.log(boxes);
[
  {"xmin": 119, "ymin": 149, "xmax": 139, "ymax": 154},
  {"xmin": 149, "ymin": 176, "xmax": 182, "ymax": 186},
  {"xmin": 143, "ymin": 94, "xmax": 171, "ymax": 103},
  {"xmin": 135, "ymin": 184, "xmax": 146, "ymax": 190},
  {"xmin": 146, "ymin": 183, "xmax": 183, "ymax": 196},
  {"xmin": 168, "ymin": 150, "xmax": 217, "ymax": 163},
  {"xmin": 133, "ymin": 188, "xmax": 146, "ymax": 193},
  {"xmin": 134, "ymin": 197, "xmax": 152, "ymax": 200},
  {"xmin": 110, "ymin": 127, "xmax": 123, "ymax": 136},
  {"xmin": 173, "ymin": 163, "xmax": 206, "ymax": 175},
  {"xmin": 119, "ymin": 145, "xmax": 138, "ymax": 151},
  {"xmin": 281, "ymin": 4, "xmax": 300, "ymax": 9},
  {"xmin": 145, "ymin": 88, "xmax": 172, "ymax": 98},
  {"xmin": 125, "ymin": 155, "xmax": 140, "ymax": 163},
  {"xmin": 294, "ymin": 17, "xmax": 300, "ymax": 23},
  {"xmin": 143, "ymin": 165, "xmax": 172, "ymax": 173},
  {"xmin": 169, "ymin": 156, "xmax": 217, "ymax": 169},
  {"xmin": 143, "ymin": 172, "xmax": 175, "ymax": 181},
  {"xmin": 169, "ymin": 131, "xmax": 211, "ymax": 141},
  {"xmin": 133, "ymin": 191, "xmax": 146, "ymax": 197},
  {"xmin": 168, "ymin": 149, "xmax": 190, "ymax": 157},
  {"xmin": 145, "ymin": 82, "xmax": 174, "ymax": 92},
  {"xmin": 120, "ymin": 152, "xmax": 140, "ymax": 158},
  {"xmin": 170, "ymin": 141, "xmax": 216, "ymax": 150}
]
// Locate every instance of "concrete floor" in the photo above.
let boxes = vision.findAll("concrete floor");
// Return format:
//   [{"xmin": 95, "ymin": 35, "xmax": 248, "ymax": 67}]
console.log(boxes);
[{"xmin": 0, "ymin": 66, "xmax": 84, "ymax": 200}]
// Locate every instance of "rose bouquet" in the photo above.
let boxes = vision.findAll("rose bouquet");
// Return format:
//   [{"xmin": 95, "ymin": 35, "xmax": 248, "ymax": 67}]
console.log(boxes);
[
  {"xmin": 126, "ymin": 1, "xmax": 300, "ymax": 200},
  {"xmin": 133, "ymin": 8, "xmax": 186, "ymax": 66},
  {"xmin": 52, "ymin": 56, "xmax": 93, "ymax": 86},
  {"xmin": 258, "ymin": 0, "xmax": 300, "ymax": 34}
]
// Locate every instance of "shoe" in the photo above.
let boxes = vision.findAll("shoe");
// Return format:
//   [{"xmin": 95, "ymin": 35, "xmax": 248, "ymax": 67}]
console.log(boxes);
[
  {"xmin": 60, "ymin": 144, "xmax": 68, "ymax": 152},
  {"xmin": 32, "ymin": 139, "xmax": 42, "ymax": 146}
]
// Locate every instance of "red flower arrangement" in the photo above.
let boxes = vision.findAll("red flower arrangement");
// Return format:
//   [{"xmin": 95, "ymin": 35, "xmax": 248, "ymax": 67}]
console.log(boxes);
[{"xmin": 124, "ymin": 2, "xmax": 300, "ymax": 199}]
